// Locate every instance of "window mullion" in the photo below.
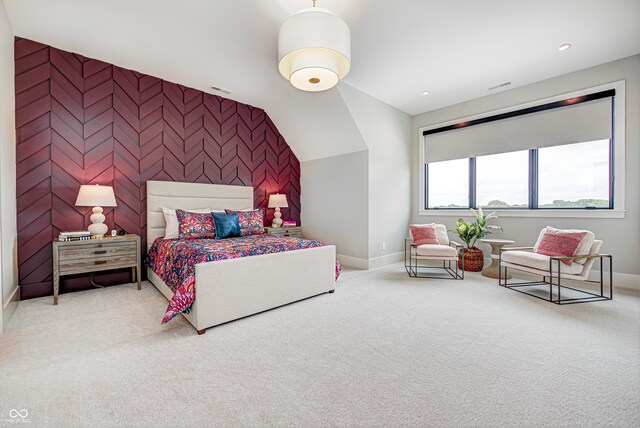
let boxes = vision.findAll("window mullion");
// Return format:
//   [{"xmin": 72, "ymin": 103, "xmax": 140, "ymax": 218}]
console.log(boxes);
[
  {"xmin": 424, "ymin": 163, "xmax": 428, "ymax": 210},
  {"xmin": 529, "ymin": 149, "xmax": 538, "ymax": 209},
  {"xmin": 469, "ymin": 157, "xmax": 476, "ymax": 209}
]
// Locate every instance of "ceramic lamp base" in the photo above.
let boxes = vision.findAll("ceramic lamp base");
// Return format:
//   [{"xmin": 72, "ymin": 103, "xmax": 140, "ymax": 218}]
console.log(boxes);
[
  {"xmin": 271, "ymin": 207, "xmax": 283, "ymax": 228},
  {"xmin": 88, "ymin": 206, "xmax": 108, "ymax": 237}
]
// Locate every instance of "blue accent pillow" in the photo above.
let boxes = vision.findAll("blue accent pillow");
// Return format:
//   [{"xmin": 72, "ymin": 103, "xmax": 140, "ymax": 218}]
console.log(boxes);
[{"xmin": 211, "ymin": 212, "xmax": 241, "ymax": 239}]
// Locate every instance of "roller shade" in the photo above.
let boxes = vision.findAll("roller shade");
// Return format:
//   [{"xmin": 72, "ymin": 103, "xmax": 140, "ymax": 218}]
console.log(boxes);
[{"xmin": 425, "ymin": 95, "xmax": 613, "ymax": 163}]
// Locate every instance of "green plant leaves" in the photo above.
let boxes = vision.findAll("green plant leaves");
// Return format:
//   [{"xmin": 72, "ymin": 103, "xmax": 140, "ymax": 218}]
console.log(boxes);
[{"xmin": 449, "ymin": 208, "xmax": 501, "ymax": 248}]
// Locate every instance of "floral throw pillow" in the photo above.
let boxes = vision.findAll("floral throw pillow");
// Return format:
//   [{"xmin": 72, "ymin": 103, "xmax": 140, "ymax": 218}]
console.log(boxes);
[
  {"xmin": 175, "ymin": 209, "xmax": 216, "ymax": 239},
  {"xmin": 225, "ymin": 209, "xmax": 265, "ymax": 236}
]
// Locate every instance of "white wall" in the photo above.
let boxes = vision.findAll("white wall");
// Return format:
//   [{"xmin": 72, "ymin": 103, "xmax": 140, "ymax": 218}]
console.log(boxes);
[
  {"xmin": 411, "ymin": 55, "xmax": 640, "ymax": 283},
  {"xmin": 300, "ymin": 84, "xmax": 412, "ymax": 270},
  {"xmin": 0, "ymin": 0, "xmax": 18, "ymax": 332},
  {"xmin": 338, "ymin": 84, "xmax": 412, "ymax": 265},
  {"xmin": 301, "ymin": 150, "xmax": 370, "ymax": 265}
]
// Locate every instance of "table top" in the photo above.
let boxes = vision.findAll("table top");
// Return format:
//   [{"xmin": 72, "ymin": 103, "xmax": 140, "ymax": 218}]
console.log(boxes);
[
  {"xmin": 480, "ymin": 238, "xmax": 515, "ymax": 245},
  {"xmin": 54, "ymin": 233, "xmax": 140, "ymax": 246}
]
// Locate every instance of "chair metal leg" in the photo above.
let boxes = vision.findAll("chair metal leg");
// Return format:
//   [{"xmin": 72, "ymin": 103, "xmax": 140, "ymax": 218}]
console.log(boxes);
[
  {"xmin": 600, "ymin": 257, "xmax": 604, "ymax": 297},
  {"xmin": 557, "ymin": 259, "xmax": 562, "ymax": 304}
]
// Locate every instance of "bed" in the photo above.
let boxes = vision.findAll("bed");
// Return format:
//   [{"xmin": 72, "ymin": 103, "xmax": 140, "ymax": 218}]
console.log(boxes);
[{"xmin": 146, "ymin": 180, "xmax": 336, "ymax": 334}]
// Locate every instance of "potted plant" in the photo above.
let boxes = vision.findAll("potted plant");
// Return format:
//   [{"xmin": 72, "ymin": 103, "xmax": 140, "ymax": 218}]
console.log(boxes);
[{"xmin": 450, "ymin": 208, "xmax": 500, "ymax": 271}]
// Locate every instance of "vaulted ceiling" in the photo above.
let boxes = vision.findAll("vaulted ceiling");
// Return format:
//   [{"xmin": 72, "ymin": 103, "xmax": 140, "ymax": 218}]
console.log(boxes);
[{"xmin": 4, "ymin": 0, "xmax": 639, "ymax": 160}]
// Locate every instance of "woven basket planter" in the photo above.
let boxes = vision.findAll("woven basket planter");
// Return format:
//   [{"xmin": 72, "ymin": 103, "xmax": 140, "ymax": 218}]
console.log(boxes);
[{"xmin": 458, "ymin": 247, "xmax": 484, "ymax": 272}]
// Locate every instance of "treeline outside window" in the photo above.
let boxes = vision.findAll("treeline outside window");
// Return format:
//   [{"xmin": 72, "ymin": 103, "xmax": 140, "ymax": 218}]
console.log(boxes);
[{"xmin": 426, "ymin": 139, "xmax": 612, "ymax": 209}]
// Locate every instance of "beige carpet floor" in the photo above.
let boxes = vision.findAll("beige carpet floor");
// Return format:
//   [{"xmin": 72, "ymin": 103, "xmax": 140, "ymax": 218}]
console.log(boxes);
[{"xmin": 0, "ymin": 263, "xmax": 638, "ymax": 427}]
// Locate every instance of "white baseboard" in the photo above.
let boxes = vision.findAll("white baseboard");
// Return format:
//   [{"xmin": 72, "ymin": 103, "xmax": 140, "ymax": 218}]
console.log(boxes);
[
  {"xmin": 2, "ymin": 285, "xmax": 19, "ymax": 333},
  {"xmin": 336, "ymin": 254, "xmax": 369, "ymax": 270},
  {"xmin": 590, "ymin": 270, "xmax": 639, "ymax": 291},
  {"xmin": 368, "ymin": 252, "xmax": 405, "ymax": 270},
  {"xmin": 337, "ymin": 252, "xmax": 406, "ymax": 270}
]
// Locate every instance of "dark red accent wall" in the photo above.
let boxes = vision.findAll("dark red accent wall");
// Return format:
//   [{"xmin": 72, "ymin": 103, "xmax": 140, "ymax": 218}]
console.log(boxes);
[{"xmin": 15, "ymin": 38, "xmax": 301, "ymax": 299}]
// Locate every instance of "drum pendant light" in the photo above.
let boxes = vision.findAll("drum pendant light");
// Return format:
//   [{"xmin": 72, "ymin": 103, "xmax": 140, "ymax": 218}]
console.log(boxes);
[{"xmin": 278, "ymin": 0, "xmax": 351, "ymax": 92}]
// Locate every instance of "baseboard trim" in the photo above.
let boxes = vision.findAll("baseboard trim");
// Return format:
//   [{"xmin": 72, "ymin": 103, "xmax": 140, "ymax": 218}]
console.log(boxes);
[
  {"xmin": 337, "ymin": 252, "xmax": 406, "ymax": 270},
  {"xmin": 590, "ymin": 270, "xmax": 639, "ymax": 291},
  {"xmin": 336, "ymin": 254, "xmax": 369, "ymax": 270},
  {"xmin": 368, "ymin": 252, "xmax": 405, "ymax": 270},
  {"xmin": 2, "ymin": 285, "xmax": 20, "ymax": 333}
]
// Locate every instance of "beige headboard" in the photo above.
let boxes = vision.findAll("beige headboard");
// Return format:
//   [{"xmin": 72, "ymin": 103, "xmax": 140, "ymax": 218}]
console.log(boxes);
[{"xmin": 146, "ymin": 181, "xmax": 254, "ymax": 248}]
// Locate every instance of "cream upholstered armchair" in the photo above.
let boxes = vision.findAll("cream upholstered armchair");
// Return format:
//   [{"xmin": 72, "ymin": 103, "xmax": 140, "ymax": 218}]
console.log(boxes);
[
  {"xmin": 499, "ymin": 227, "xmax": 612, "ymax": 304},
  {"xmin": 405, "ymin": 224, "xmax": 464, "ymax": 279}
]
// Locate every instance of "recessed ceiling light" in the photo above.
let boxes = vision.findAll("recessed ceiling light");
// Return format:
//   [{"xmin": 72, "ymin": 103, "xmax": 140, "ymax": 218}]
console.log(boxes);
[
  {"xmin": 421, "ymin": 90, "xmax": 430, "ymax": 96},
  {"xmin": 559, "ymin": 43, "xmax": 571, "ymax": 51}
]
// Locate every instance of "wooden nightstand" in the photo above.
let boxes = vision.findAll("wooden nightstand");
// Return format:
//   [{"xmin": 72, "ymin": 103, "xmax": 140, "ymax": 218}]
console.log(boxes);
[
  {"xmin": 52, "ymin": 234, "xmax": 141, "ymax": 305},
  {"xmin": 265, "ymin": 226, "xmax": 302, "ymax": 238}
]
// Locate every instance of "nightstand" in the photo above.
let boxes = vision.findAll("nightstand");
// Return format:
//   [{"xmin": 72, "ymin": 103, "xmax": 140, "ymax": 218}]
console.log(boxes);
[
  {"xmin": 52, "ymin": 234, "xmax": 141, "ymax": 305},
  {"xmin": 265, "ymin": 226, "xmax": 302, "ymax": 238}
]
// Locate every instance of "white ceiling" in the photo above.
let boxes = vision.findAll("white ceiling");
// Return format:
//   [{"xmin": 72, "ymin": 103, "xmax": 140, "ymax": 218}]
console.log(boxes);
[
  {"xmin": 3, "ymin": 0, "xmax": 639, "ymax": 158},
  {"xmin": 343, "ymin": 0, "xmax": 640, "ymax": 115}
]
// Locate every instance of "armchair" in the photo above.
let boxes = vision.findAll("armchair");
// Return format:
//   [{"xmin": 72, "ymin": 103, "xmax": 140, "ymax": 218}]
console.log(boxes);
[
  {"xmin": 499, "ymin": 227, "xmax": 612, "ymax": 304},
  {"xmin": 405, "ymin": 224, "xmax": 465, "ymax": 279}
]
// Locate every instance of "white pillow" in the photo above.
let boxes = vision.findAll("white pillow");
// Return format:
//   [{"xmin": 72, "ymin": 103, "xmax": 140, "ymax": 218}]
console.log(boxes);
[
  {"xmin": 434, "ymin": 224, "xmax": 449, "ymax": 246},
  {"xmin": 162, "ymin": 208, "xmax": 222, "ymax": 239},
  {"xmin": 409, "ymin": 223, "xmax": 449, "ymax": 246},
  {"xmin": 533, "ymin": 226, "xmax": 595, "ymax": 264}
]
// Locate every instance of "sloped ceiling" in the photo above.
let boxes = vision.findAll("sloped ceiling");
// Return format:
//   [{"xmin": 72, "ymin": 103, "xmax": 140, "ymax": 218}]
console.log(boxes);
[
  {"xmin": 3, "ymin": 0, "xmax": 639, "ymax": 161},
  {"xmin": 2, "ymin": 0, "xmax": 370, "ymax": 162}
]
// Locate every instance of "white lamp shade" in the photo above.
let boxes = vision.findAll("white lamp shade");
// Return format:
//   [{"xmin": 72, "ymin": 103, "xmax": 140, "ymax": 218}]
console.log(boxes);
[
  {"xmin": 278, "ymin": 7, "xmax": 351, "ymax": 92},
  {"xmin": 268, "ymin": 194, "xmax": 289, "ymax": 208},
  {"xmin": 75, "ymin": 184, "xmax": 117, "ymax": 207}
]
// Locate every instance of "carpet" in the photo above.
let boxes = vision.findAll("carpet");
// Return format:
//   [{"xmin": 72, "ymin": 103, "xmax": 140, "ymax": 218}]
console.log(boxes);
[{"xmin": 0, "ymin": 263, "xmax": 638, "ymax": 427}]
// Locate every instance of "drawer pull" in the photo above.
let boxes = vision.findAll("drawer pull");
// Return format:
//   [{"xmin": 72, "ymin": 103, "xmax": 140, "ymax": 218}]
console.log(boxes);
[
  {"xmin": 94, "ymin": 260, "xmax": 107, "ymax": 265},
  {"xmin": 94, "ymin": 250, "xmax": 107, "ymax": 255}
]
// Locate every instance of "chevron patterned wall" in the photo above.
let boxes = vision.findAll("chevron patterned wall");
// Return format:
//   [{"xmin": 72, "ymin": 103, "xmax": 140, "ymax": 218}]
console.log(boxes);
[{"xmin": 15, "ymin": 38, "xmax": 301, "ymax": 300}]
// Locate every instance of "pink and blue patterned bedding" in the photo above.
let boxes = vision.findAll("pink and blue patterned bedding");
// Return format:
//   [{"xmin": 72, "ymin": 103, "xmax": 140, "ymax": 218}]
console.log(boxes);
[{"xmin": 146, "ymin": 234, "xmax": 341, "ymax": 323}]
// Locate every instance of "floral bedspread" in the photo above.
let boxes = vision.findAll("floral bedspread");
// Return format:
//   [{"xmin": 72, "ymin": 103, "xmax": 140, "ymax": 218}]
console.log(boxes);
[{"xmin": 146, "ymin": 234, "xmax": 341, "ymax": 323}]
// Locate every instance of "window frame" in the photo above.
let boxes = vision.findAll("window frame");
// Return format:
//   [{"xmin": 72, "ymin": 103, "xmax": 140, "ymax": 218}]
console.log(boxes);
[
  {"xmin": 426, "ymin": 144, "xmax": 614, "ymax": 211},
  {"xmin": 417, "ymin": 81, "xmax": 626, "ymax": 219}
]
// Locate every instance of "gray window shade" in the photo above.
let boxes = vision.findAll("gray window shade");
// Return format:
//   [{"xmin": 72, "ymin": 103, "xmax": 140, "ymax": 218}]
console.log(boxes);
[{"xmin": 425, "ymin": 97, "xmax": 612, "ymax": 163}]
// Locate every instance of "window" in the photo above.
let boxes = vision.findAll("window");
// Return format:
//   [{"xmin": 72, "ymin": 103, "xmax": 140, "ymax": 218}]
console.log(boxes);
[
  {"xmin": 421, "ymin": 89, "xmax": 617, "ymax": 212},
  {"xmin": 476, "ymin": 151, "xmax": 529, "ymax": 208},
  {"xmin": 427, "ymin": 158, "xmax": 468, "ymax": 208},
  {"xmin": 538, "ymin": 140, "xmax": 610, "ymax": 208},
  {"xmin": 424, "ymin": 140, "xmax": 612, "ymax": 210}
]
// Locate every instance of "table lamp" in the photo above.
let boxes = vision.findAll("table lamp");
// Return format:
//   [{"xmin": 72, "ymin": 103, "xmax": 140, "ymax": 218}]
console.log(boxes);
[
  {"xmin": 268, "ymin": 194, "xmax": 288, "ymax": 228},
  {"xmin": 75, "ymin": 184, "xmax": 117, "ymax": 237}
]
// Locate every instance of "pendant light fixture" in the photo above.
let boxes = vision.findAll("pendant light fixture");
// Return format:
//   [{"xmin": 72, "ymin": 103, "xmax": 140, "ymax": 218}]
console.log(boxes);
[{"xmin": 278, "ymin": 0, "xmax": 351, "ymax": 92}]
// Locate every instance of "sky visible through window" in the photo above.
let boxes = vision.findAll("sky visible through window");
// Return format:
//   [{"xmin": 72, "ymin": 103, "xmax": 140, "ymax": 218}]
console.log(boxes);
[
  {"xmin": 427, "ymin": 158, "xmax": 468, "ymax": 208},
  {"xmin": 476, "ymin": 151, "xmax": 528, "ymax": 207},
  {"xmin": 538, "ymin": 140, "xmax": 609, "ymax": 207},
  {"xmin": 427, "ymin": 140, "xmax": 610, "ymax": 209}
]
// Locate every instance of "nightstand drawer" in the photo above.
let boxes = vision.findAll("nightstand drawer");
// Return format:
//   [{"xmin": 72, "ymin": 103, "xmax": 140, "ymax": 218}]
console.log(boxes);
[
  {"xmin": 59, "ymin": 254, "xmax": 137, "ymax": 275},
  {"xmin": 59, "ymin": 242, "xmax": 137, "ymax": 260},
  {"xmin": 265, "ymin": 227, "xmax": 302, "ymax": 238},
  {"xmin": 276, "ymin": 230, "xmax": 302, "ymax": 237}
]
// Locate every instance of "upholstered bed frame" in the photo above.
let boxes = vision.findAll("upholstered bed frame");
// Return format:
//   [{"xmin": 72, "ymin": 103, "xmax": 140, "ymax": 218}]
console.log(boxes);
[{"xmin": 146, "ymin": 181, "xmax": 336, "ymax": 334}]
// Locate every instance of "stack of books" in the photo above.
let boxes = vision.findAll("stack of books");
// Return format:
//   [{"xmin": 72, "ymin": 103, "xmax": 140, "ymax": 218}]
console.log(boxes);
[
  {"xmin": 58, "ymin": 231, "xmax": 92, "ymax": 241},
  {"xmin": 282, "ymin": 220, "xmax": 297, "ymax": 227}
]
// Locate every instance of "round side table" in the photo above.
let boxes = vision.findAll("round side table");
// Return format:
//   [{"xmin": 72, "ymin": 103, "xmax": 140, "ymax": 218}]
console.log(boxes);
[{"xmin": 480, "ymin": 238, "xmax": 515, "ymax": 279}]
